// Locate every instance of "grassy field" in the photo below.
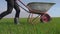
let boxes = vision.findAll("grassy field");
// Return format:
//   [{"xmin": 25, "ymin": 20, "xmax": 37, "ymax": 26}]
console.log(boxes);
[{"xmin": 0, "ymin": 17, "xmax": 60, "ymax": 34}]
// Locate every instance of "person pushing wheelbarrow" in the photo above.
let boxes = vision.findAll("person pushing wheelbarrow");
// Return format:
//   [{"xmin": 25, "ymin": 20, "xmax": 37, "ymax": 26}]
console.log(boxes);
[{"xmin": 0, "ymin": 0, "xmax": 21, "ymax": 24}]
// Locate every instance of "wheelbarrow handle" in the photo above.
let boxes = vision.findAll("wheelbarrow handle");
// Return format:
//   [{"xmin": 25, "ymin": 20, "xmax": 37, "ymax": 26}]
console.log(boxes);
[
  {"xmin": 18, "ymin": 4, "xmax": 29, "ymax": 12},
  {"xmin": 18, "ymin": 0, "xmax": 32, "ymax": 12},
  {"xmin": 18, "ymin": 0, "xmax": 27, "ymax": 8}
]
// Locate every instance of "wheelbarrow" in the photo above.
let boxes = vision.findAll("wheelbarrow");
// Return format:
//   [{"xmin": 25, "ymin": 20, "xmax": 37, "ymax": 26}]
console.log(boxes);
[{"xmin": 18, "ymin": 0, "xmax": 55, "ymax": 24}]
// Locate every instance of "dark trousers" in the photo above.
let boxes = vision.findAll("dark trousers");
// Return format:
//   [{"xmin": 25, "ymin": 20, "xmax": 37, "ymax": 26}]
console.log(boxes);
[{"xmin": 0, "ymin": 0, "xmax": 20, "ymax": 19}]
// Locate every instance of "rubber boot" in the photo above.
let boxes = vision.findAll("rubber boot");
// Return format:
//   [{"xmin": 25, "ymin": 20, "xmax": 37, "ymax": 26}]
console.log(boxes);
[{"xmin": 14, "ymin": 18, "xmax": 20, "ymax": 24}]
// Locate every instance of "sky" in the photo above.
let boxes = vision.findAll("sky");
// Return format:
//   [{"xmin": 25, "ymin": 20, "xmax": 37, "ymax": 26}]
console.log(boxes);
[{"xmin": 0, "ymin": 0, "xmax": 60, "ymax": 18}]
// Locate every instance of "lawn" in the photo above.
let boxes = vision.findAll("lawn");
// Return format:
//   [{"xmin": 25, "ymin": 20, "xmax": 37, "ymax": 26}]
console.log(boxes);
[{"xmin": 0, "ymin": 17, "xmax": 60, "ymax": 34}]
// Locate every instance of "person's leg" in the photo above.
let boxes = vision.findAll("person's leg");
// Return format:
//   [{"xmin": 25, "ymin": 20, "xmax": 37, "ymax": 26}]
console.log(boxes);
[
  {"xmin": 14, "ymin": 1, "xmax": 20, "ymax": 24},
  {"xmin": 0, "ymin": 0, "xmax": 14, "ymax": 19}
]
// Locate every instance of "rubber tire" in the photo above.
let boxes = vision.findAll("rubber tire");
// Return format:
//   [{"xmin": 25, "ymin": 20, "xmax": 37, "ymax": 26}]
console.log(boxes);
[{"xmin": 40, "ymin": 14, "xmax": 51, "ymax": 23}]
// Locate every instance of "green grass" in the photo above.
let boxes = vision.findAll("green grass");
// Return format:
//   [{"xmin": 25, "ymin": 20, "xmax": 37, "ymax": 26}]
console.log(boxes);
[{"xmin": 0, "ymin": 17, "xmax": 60, "ymax": 34}]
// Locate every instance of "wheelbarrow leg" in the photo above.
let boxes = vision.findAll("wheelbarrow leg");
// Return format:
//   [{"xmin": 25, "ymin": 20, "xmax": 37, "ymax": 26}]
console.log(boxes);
[{"xmin": 28, "ymin": 13, "xmax": 40, "ymax": 24}]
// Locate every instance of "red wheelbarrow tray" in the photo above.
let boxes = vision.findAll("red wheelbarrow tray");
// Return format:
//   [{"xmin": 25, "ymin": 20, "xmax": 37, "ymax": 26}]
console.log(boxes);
[{"xmin": 27, "ymin": 2, "xmax": 55, "ymax": 14}]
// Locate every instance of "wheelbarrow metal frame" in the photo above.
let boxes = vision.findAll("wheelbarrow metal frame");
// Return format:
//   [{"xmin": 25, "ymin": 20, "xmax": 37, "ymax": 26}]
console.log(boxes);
[{"xmin": 18, "ymin": 0, "xmax": 55, "ymax": 24}]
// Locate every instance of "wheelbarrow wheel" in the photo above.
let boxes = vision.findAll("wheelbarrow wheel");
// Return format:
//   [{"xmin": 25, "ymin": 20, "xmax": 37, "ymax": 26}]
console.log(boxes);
[
  {"xmin": 40, "ymin": 14, "xmax": 51, "ymax": 23},
  {"xmin": 27, "ymin": 13, "xmax": 40, "ymax": 24}
]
